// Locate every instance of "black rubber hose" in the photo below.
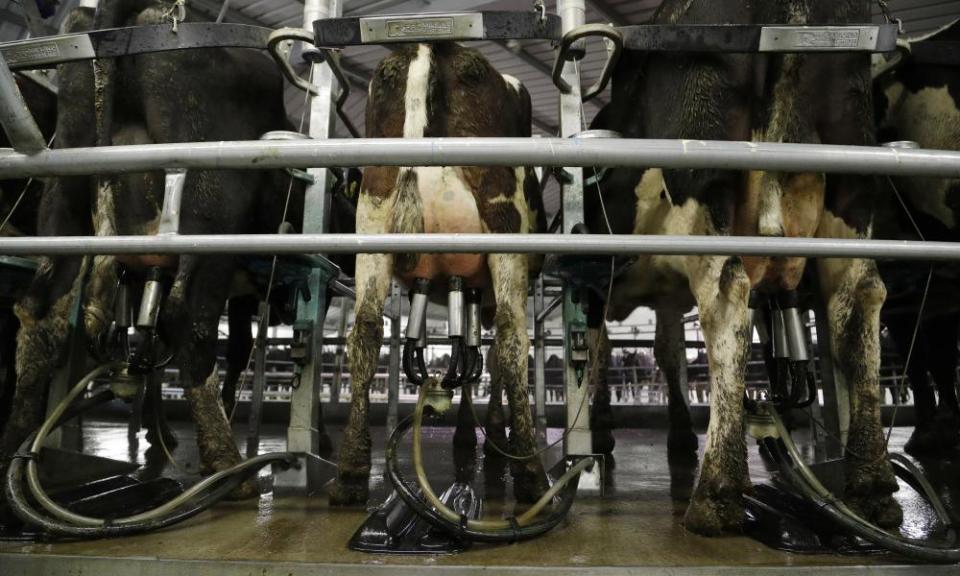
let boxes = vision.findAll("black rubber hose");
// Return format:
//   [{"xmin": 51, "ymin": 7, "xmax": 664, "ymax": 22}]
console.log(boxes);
[
  {"xmin": 384, "ymin": 414, "xmax": 581, "ymax": 543},
  {"xmin": 441, "ymin": 337, "xmax": 463, "ymax": 389},
  {"xmin": 53, "ymin": 387, "xmax": 116, "ymax": 429},
  {"xmin": 769, "ymin": 439, "xmax": 960, "ymax": 563},
  {"xmin": 5, "ymin": 433, "xmax": 292, "ymax": 539},
  {"xmin": 402, "ymin": 340, "xmax": 423, "ymax": 386}
]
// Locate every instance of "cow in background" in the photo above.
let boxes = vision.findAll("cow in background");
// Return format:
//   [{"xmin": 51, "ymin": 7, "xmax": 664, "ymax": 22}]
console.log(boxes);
[
  {"xmin": 584, "ymin": 0, "xmax": 901, "ymax": 535},
  {"xmin": 329, "ymin": 42, "xmax": 547, "ymax": 505},
  {"xmin": 874, "ymin": 18, "xmax": 960, "ymax": 457}
]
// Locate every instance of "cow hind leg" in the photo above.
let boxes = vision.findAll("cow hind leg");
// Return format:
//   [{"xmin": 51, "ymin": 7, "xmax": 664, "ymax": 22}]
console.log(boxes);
[
  {"xmin": 329, "ymin": 253, "xmax": 393, "ymax": 505},
  {"xmin": 923, "ymin": 313, "xmax": 960, "ymax": 451},
  {"xmin": 818, "ymin": 256, "xmax": 902, "ymax": 528},
  {"xmin": 488, "ymin": 253, "xmax": 547, "ymax": 503},
  {"xmin": 683, "ymin": 256, "xmax": 752, "ymax": 536},
  {"xmin": 587, "ymin": 325, "xmax": 615, "ymax": 456},
  {"xmin": 655, "ymin": 307, "xmax": 698, "ymax": 459},
  {"xmin": 482, "ymin": 337, "xmax": 508, "ymax": 459},
  {"xmin": 166, "ymin": 256, "xmax": 252, "ymax": 497}
]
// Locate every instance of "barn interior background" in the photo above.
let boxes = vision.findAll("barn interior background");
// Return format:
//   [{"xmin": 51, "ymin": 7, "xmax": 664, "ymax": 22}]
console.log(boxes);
[{"xmin": 1, "ymin": 0, "xmax": 960, "ymax": 573}]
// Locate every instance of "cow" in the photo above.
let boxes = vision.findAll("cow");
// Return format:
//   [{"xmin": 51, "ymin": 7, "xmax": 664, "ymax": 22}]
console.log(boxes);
[
  {"xmin": 0, "ymin": 0, "xmax": 308, "ymax": 502},
  {"xmin": 328, "ymin": 42, "xmax": 547, "ymax": 505},
  {"xmin": 873, "ymin": 18, "xmax": 960, "ymax": 457},
  {"xmin": 582, "ymin": 0, "xmax": 901, "ymax": 535}
]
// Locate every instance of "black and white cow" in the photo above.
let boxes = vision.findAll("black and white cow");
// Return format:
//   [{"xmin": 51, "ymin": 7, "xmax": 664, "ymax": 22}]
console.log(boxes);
[
  {"xmin": 0, "ymin": 0, "xmax": 306, "ymax": 496},
  {"xmin": 328, "ymin": 42, "xmax": 547, "ymax": 505},
  {"xmin": 874, "ymin": 18, "xmax": 960, "ymax": 457},
  {"xmin": 584, "ymin": 0, "xmax": 901, "ymax": 535}
]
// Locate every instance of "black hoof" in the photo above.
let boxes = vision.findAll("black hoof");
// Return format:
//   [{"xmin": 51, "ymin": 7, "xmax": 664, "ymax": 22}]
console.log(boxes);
[{"xmin": 592, "ymin": 428, "xmax": 616, "ymax": 456}]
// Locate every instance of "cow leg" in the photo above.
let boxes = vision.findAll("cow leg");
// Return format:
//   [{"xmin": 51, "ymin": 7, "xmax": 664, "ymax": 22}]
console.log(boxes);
[
  {"xmin": 142, "ymin": 372, "xmax": 177, "ymax": 449},
  {"xmin": 683, "ymin": 256, "xmax": 752, "ymax": 536},
  {"xmin": 817, "ymin": 256, "xmax": 901, "ymax": 528},
  {"xmin": 222, "ymin": 295, "xmax": 256, "ymax": 419},
  {"xmin": 329, "ymin": 252, "xmax": 392, "ymax": 505},
  {"xmin": 924, "ymin": 312, "xmax": 960, "ymax": 451},
  {"xmin": 886, "ymin": 314, "xmax": 939, "ymax": 455},
  {"xmin": 587, "ymin": 326, "xmax": 615, "ymax": 456},
  {"xmin": 165, "ymin": 256, "xmax": 252, "ymax": 497},
  {"xmin": 488, "ymin": 253, "xmax": 547, "ymax": 503},
  {"xmin": 656, "ymin": 307, "xmax": 698, "ymax": 458},
  {"xmin": 452, "ymin": 382, "xmax": 478, "ymax": 483},
  {"xmin": 482, "ymin": 337, "xmax": 508, "ymax": 458}
]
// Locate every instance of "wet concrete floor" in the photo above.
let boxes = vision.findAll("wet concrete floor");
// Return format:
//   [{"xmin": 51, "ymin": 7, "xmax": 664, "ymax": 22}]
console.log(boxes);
[{"xmin": 1, "ymin": 417, "xmax": 958, "ymax": 574}]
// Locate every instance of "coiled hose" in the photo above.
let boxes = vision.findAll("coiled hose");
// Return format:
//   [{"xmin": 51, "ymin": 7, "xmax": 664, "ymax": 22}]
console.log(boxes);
[
  {"xmin": 767, "ymin": 405, "xmax": 960, "ymax": 563},
  {"xmin": 384, "ymin": 383, "xmax": 593, "ymax": 543},
  {"xmin": 5, "ymin": 362, "xmax": 299, "ymax": 537}
]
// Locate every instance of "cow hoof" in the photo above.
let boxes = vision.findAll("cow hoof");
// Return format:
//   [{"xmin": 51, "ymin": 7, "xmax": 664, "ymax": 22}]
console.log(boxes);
[
  {"xmin": 591, "ymin": 428, "xmax": 616, "ymax": 456},
  {"xmin": 846, "ymin": 493, "xmax": 903, "ymax": 529},
  {"xmin": 511, "ymin": 462, "xmax": 549, "ymax": 504},
  {"xmin": 328, "ymin": 479, "xmax": 369, "ymax": 506},
  {"xmin": 683, "ymin": 491, "xmax": 744, "ymax": 536},
  {"xmin": 667, "ymin": 427, "xmax": 698, "ymax": 457},
  {"xmin": 226, "ymin": 477, "xmax": 260, "ymax": 500},
  {"xmin": 684, "ymin": 477, "xmax": 746, "ymax": 536}
]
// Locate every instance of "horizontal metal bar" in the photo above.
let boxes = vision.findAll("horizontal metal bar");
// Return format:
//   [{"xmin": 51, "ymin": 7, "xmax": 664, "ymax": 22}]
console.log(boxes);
[
  {"xmin": 2, "ymin": 233, "xmax": 960, "ymax": 261},
  {"xmin": 2, "ymin": 138, "xmax": 960, "ymax": 178}
]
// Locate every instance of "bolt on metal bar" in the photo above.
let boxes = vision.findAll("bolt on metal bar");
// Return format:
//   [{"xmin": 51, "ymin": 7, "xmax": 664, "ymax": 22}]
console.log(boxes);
[
  {"xmin": 2, "ymin": 138, "xmax": 960, "ymax": 178},
  {"xmin": 4, "ymin": 233, "xmax": 960, "ymax": 261},
  {"xmin": 0, "ymin": 52, "xmax": 46, "ymax": 153}
]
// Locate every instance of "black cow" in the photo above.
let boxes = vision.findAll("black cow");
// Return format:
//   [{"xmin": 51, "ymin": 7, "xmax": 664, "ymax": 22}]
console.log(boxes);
[
  {"xmin": 874, "ymin": 18, "xmax": 960, "ymax": 457},
  {"xmin": 329, "ymin": 43, "xmax": 547, "ymax": 505},
  {"xmin": 585, "ymin": 0, "xmax": 901, "ymax": 535},
  {"xmin": 0, "ymin": 1, "xmax": 307, "ymax": 497}
]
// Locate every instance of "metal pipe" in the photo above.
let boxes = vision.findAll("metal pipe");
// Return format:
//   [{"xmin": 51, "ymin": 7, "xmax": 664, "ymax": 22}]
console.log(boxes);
[
  {"xmin": 0, "ymin": 52, "xmax": 46, "ymax": 153},
  {"xmin": 8, "ymin": 233, "xmax": 960, "ymax": 262},
  {"xmin": 535, "ymin": 294, "xmax": 563, "ymax": 323},
  {"xmin": 3, "ymin": 138, "xmax": 960, "ymax": 178}
]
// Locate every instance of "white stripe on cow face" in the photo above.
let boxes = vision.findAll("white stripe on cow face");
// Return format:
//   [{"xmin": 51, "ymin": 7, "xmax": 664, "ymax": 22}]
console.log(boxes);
[{"xmin": 403, "ymin": 44, "xmax": 432, "ymax": 139}]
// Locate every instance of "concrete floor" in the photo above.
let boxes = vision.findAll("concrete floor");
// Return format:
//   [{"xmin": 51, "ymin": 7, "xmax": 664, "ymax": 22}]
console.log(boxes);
[{"xmin": 1, "ymin": 417, "xmax": 958, "ymax": 575}]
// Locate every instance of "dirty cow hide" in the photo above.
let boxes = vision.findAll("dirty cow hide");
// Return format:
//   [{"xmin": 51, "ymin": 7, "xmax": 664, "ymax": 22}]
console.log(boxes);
[
  {"xmin": 0, "ymin": 75, "xmax": 56, "ymax": 433},
  {"xmin": 328, "ymin": 42, "xmax": 547, "ymax": 506},
  {"xmin": 584, "ymin": 0, "xmax": 901, "ymax": 535},
  {"xmin": 0, "ymin": 1, "xmax": 304, "ymax": 501},
  {"xmin": 873, "ymin": 18, "xmax": 960, "ymax": 457}
]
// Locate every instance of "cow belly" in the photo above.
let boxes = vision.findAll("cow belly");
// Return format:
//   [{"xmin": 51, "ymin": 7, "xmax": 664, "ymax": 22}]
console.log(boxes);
[{"xmin": 397, "ymin": 167, "xmax": 489, "ymax": 287}]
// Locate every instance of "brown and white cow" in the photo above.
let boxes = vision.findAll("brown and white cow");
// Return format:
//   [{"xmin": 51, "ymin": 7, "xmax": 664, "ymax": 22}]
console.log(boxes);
[
  {"xmin": 584, "ymin": 0, "xmax": 901, "ymax": 535},
  {"xmin": 328, "ymin": 42, "xmax": 547, "ymax": 505}
]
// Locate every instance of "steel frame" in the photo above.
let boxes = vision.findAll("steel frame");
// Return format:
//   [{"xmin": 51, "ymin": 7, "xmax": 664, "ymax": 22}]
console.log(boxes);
[{"xmin": 2, "ymin": 138, "xmax": 959, "ymax": 177}]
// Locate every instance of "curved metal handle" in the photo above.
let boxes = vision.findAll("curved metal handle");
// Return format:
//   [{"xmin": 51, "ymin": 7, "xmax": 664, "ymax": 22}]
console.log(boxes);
[
  {"xmin": 267, "ymin": 28, "xmax": 360, "ymax": 137},
  {"xmin": 323, "ymin": 49, "xmax": 361, "ymax": 138},
  {"xmin": 267, "ymin": 27, "xmax": 318, "ymax": 96},
  {"xmin": 551, "ymin": 24, "xmax": 623, "ymax": 102}
]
